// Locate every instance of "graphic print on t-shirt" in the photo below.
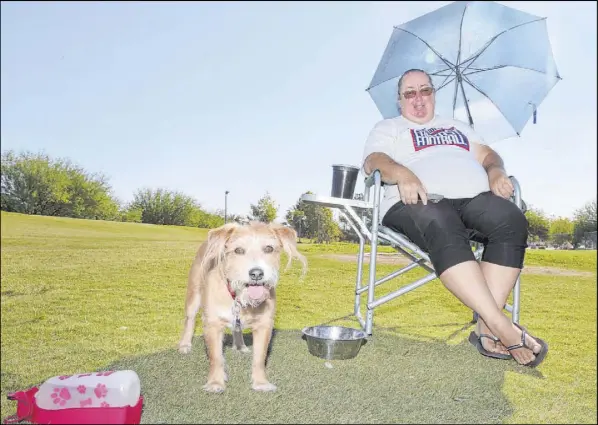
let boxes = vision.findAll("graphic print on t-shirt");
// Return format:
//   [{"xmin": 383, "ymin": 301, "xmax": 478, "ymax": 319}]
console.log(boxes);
[{"xmin": 410, "ymin": 126, "xmax": 470, "ymax": 152}]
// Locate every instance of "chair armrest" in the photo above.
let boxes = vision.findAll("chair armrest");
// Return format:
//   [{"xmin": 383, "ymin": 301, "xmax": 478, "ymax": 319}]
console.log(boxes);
[
  {"xmin": 364, "ymin": 169, "xmax": 381, "ymax": 192},
  {"xmin": 363, "ymin": 169, "xmax": 382, "ymax": 204},
  {"xmin": 508, "ymin": 175, "xmax": 527, "ymax": 213}
]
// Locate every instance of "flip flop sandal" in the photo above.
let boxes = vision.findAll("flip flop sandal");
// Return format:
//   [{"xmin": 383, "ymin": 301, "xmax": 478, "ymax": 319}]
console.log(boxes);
[
  {"xmin": 468, "ymin": 331, "xmax": 512, "ymax": 360},
  {"xmin": 505, "ymin": 322, "xmax": 549, "ymax": 368}
]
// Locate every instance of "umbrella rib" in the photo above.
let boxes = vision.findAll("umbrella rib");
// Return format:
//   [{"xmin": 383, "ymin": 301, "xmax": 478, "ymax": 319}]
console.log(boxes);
[
  {"xmin": 456, "ymin": 2, "xmax": 469, "ymax": 68},
  {"xmin": 430, "ymin": 66, "xmax": 455, "ymax": 74},
  {"xmin": 430, "ymin": 67, "xmax": 456, "ymax": 89},
  {"xmin": 464, "ymin": 64, "xmax": 562, "ymax": 77},
  {"xmin": 453, "ymin": 3, "xmax": 472, "ymax": 123},
  {"xmin": 460, "ymin": 17, "xmax": 547, "ymax": 73},
  {"xmin": 436, "ymin": 76, "xmax": 457, "ymax": 91},
  {"xmin": 431, "ymin": 68, "xmax": 456, "ymax": 79},
  {"xmin": 464, "ymin": 65, "xmax": 507, "ymax": 74}
]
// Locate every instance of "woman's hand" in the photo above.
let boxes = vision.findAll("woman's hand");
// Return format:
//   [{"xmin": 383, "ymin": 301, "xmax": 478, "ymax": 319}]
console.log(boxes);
[
  {"xmin": 488, "ymin": 168, "xmax": 514, "ymax": 199},
  {"xmin": 396, "ymin": 168, "xmax": 428, "ymax": 205}
]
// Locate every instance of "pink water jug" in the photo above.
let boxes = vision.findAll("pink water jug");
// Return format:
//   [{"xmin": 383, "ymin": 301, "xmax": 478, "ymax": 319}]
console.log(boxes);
[{"xmin": 3, "ymin": 370, "xmax": 143, "ymax": 424}]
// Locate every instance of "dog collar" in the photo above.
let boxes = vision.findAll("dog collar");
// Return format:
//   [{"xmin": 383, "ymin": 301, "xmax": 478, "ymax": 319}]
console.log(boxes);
[
  {"xmin": 226, "ymin": 279, "xmax": 236, "ymax": 299},
  {"xmin": 227, "ymin": 279, "xmax": 242, "ymax": 331}
]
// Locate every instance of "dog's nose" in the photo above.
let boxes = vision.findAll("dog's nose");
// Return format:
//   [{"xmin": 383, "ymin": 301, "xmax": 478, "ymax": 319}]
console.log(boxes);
[{"xmin": 249, "ymin": 267, "xmax": 264, "ymax": 281}]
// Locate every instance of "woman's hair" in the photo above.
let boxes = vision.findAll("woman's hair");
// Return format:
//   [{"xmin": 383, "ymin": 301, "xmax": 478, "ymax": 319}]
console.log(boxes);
[{"xmin": 397, "ymin": 68, "xmax": 435, "ymax": 97}]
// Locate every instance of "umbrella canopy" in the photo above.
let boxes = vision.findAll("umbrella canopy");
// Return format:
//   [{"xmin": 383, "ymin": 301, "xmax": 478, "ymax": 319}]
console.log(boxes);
[{"xmin": 366, "ymin": 1, "xmax": 561, "ymax": 143}]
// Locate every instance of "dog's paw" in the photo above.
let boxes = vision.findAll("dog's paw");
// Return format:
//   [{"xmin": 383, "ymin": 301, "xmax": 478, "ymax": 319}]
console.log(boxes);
[
  {"xmin": 232, "ymin": 345, "xmax": 251, "ymax": 354},
  {"xmin": 252, "ymin": 381, "xmax": 277, "ymax": 392},
  {"xmin": 203, "ymin": 381, "xmax": 226, "ymax": 393},
  {"xmin": 178, "ymin": 344, "xmax": 192, "ymax": 354}
]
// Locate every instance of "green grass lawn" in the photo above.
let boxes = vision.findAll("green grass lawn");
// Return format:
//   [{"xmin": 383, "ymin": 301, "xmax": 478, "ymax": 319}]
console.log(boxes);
[{"xmin": 1, "ymin": 211, "xmax": 596, "ymax": 423}]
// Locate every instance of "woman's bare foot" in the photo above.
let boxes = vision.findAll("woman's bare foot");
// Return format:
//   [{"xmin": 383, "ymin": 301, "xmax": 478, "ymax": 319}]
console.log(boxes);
[
  {"xmin": 476, "ymin": 320, "xmax": 509, "ymax": 356},
  {"xmin": 477, "ymin": 320, "xmax": 544, "ymax": 364},
  {"xmin": 497, "ymin": 323, "xmax": 544, "ymax": 366}
]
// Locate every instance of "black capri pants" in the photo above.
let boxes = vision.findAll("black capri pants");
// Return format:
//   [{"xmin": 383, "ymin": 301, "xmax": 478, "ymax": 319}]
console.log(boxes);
[{"xmin": 382, "ymin": 191, "xmax": 529, "ymax": 276}]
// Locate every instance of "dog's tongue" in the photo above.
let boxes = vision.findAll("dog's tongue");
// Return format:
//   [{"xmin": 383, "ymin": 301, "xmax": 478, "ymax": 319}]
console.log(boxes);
[{"xmin": 247, "ymin": 285, "xmax": 268, "ymax": 300}]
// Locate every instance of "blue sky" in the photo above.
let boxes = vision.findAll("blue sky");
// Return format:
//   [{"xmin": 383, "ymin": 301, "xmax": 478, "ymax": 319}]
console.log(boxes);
[{"xmin": 1, "ymin": 1, "xmax": 596, "ymax": 221}]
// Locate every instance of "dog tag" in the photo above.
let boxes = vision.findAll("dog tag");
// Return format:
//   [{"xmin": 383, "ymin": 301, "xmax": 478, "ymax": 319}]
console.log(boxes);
[{"xmin": 232, "ymin": 300, "xmax": 242, "ymax": 331}]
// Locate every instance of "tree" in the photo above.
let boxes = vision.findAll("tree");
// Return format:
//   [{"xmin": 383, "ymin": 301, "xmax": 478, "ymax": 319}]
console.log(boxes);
[
  {"xmin": 119, "ymin": 205, "xmax": 143, "ymax": 223},
  {"xmin": 549, "ymin": 217, "xmax": 574, "ymax": 246},
  {"xmin": 285, "ymin": 191, "xmax": 341, "ymax": 243},
  {"xmin": 572, "ymin": 199, "xmax": 597, "ymax": 247},
  {"xmin": 524, "ymin": 208, "xmax": 550, "ymax": 243},
  {"xmin": 1, "ymin": 150, "xmax": 120, "ymax": 220},
  {"xmin": 285, "ymin": 208, "xmax": 306, "ymax": 240},
  {"xmin": 129, "ymin": 188, "xmax": 199, "ymax": 226},
  {"xmin": 248, "ymin": 192, "xmax": 278, "ymax": 223},
  {"xmin": 190, "ymin": 208, "xmax": 225, "ymax": 229}
]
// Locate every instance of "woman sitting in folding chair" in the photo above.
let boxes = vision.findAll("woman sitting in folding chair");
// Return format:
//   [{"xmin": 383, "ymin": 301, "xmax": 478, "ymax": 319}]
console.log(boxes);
[{"xmin": 362, "ymin": 68, "xmax": 548, "ymax": 368}]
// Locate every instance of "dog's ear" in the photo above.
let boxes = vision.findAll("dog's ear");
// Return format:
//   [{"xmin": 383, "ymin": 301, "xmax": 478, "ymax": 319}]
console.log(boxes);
[
  {"xmin": 271, "ymin": 224, "xmax": 307, "ymax": 275},
  {"xmin": 207, "ymin": 222, "xmax": 238, "ymax": 246},
  {"xmin": 200, "ymin": 222, "xmax": 239, "ymax": 277}
]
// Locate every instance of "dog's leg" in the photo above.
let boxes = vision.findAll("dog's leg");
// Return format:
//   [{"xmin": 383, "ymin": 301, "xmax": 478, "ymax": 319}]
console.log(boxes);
[
  {"xmin": 178, "ymin": 289, "xmax": 201, "ymax": 354},
  {"xmin": 251, "ymin": 324, "xmax": 276, "ymax": 392},
  {"xmin": 203, "ymin": 323, "xmax": 227, "ymax": 393},
  {"xmin": 232, "ymin": 328, "xmax": 250, "ymax": 353}
]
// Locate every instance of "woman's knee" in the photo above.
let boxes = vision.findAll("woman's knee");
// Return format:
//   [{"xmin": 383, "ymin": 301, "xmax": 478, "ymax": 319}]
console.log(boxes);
[
  {"xmin": 467, "ymin": 193, "xmax": 529, "ymax": 245},
  {"xmin": 495, "ymin": 205, "xmax": 529, "ymax": 245},
  {"xmin": 482, "ymin": 206, "xmax": 528, "ymax": 269},
  {"xmin": 511, "ymin": 208, "xmax": 529, "ymax": 240}
]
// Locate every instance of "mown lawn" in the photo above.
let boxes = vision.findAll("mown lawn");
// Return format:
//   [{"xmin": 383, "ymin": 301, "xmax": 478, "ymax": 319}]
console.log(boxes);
[{"xmin": 1, "ymin": 211, "xmax": 596, "ymax": 423}]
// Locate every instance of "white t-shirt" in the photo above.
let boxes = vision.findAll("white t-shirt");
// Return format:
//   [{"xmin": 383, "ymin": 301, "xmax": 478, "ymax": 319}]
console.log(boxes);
[{"xmin": 362, "ymin": 115, "xmax": 491, "ymax": 219}]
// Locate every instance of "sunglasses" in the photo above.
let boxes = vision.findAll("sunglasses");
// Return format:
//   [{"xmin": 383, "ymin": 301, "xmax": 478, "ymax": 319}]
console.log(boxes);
[{"xmin": 401, "ymin": 86, "xmax": 434, "ymax": 99}]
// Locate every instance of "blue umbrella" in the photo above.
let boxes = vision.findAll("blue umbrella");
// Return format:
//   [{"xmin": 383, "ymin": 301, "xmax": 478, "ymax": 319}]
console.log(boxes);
[{"xmin": 366, "ymin": 1, "xmax": 561, "ymax": 143}]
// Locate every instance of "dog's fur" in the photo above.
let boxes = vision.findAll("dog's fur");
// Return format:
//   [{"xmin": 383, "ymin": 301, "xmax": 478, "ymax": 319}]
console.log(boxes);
[{"xmin": 178, "ymin": 221, "xmax": 307, "ymax": 393}]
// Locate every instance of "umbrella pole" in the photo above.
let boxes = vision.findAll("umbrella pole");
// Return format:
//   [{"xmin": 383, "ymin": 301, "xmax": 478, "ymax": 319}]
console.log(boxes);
[{"xmin": 458, "ymin": 74, "xmax": 474, "ymax": 127}]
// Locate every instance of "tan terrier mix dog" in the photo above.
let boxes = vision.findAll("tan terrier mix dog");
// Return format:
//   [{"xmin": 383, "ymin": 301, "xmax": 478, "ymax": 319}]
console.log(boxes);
[{"xmin": 178, "ymin": 221, "xmax": 307, "ymax": 393}]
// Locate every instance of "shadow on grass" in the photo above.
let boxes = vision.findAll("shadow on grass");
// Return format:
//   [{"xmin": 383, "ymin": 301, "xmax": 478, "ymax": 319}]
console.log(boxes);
[{"xmin": 105, "ymin": 327, "xmax": 545, "ymax": 424}]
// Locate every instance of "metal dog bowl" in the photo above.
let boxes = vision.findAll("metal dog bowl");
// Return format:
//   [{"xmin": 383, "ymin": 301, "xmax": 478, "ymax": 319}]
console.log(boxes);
[{"xmin": 301, "ymin": 325, "xmax": 367, "ymax": 360}]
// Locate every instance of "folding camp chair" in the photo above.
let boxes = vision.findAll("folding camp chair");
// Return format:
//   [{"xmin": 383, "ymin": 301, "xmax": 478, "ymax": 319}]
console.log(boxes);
[{"xmin": 300, "ymin": 169, "xmax": 526, "ymax": 336}]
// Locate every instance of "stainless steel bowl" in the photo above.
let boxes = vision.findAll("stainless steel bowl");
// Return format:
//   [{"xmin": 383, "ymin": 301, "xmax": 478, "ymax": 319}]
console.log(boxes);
[{"xmin": 301, "ymin": 325, "xmax": 367, "ymax": 360}]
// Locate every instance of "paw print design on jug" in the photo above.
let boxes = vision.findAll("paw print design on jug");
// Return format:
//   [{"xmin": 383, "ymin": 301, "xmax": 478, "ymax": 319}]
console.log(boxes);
[{"xmin": 35, "ymin": 370, "xmax": 140, "ymax": 410}]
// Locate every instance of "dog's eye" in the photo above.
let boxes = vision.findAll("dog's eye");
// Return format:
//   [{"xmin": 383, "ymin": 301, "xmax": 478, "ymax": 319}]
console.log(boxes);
[
  {"xmin": 263, "ymin": 245, "xmax": 274, "ymax": 253},
  {"xmin": 234, "ymin": 247, "xmax": 245, "ymax": 255}
]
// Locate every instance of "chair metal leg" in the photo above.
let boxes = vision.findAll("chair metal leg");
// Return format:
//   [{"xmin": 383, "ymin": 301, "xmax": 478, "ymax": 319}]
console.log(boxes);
[
  {"xmin": 512, "ymin": 275, "xmax": 521, "ymax": 324},
  {"xmin": 338, "ymin": 210, "xmax": 368, "ymax": 330},
  {"xmin": 365, "ymin": 172, "xmax": 382, "ymax": 336},
  {"xmin": 354, "ymin": 235, "xmax": 366, "ymax": 317}
]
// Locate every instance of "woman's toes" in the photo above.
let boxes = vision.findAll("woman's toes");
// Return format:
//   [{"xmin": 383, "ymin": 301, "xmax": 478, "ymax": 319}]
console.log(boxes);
[
  {"xmin": 527, "ymin": 335, "xmax": 542, "ymax": 355},
  {"xmin": 512, "ymin": 347, "xmax": 536, "ymax": 365},
  {"xmin": 512, "ymin": 324, "xmax": 542, "ymax": 354}
]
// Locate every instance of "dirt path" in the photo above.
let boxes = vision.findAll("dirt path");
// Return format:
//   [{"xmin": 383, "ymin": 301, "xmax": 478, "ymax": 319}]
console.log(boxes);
[{"xmin": 321, "ymin": 253, "xmax": 594, "ymax": 277}]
